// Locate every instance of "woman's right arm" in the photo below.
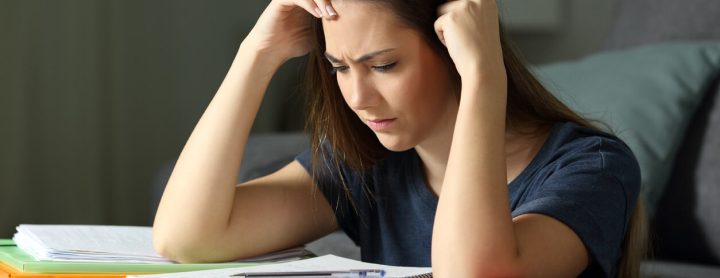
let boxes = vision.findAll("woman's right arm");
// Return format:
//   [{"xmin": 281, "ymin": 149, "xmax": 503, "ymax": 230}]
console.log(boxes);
[{"xmin": 152, "ymin": 0, "xmax": 338, "ymax": 263}]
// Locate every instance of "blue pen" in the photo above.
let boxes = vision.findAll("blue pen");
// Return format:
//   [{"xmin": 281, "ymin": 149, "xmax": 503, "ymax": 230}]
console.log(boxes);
[{"xmin": 230, "ymin": 269, "xmax": 386, "ymax": 277}]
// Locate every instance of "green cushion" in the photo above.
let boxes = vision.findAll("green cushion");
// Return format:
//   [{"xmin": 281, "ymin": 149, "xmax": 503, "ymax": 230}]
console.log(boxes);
[{"xmin": 532, "ymin": 41, "xmax": 720, "ymax": 218}]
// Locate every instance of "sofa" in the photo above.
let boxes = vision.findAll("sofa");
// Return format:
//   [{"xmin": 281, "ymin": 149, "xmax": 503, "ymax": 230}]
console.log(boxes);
[
  {"xmin": 601, "ymin": 1, "xmax": 720, "ymax": 277},
  {"xmin": 151, "ymin": 0, "xmax": 720, "ymax": 276}
]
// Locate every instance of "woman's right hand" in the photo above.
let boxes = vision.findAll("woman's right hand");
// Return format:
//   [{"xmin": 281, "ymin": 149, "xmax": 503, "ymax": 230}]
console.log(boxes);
[{"xmin": 241, "ymin": 0, "xmax": 337, "ymax": 67}]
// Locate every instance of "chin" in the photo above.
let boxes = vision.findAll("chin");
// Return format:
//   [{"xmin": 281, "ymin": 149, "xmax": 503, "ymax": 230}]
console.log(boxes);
[{"xmin": 375, "ymin": 133, "xmax": 416, "ymax": 152}]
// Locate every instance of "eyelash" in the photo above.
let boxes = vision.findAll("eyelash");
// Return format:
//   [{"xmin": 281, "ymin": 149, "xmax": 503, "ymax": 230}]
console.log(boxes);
[{"xmin": 330, "ymin": 62, "xmax": 398, "ymax": 75}]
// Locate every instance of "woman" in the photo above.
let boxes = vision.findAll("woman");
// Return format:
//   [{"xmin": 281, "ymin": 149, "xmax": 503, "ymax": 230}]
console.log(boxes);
[{"xmin": 153, "ymin": 0, "xmax": 647, "ymax": 277}]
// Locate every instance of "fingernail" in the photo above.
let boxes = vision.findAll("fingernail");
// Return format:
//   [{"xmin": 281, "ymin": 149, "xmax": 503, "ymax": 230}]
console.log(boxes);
[
  {"xmin": 314, "ymin": 7, "xmax": 324, "ymax": 18},
  {"xmin": 326, "ymin": 5, "xmax": 337, "ymax": 16}
]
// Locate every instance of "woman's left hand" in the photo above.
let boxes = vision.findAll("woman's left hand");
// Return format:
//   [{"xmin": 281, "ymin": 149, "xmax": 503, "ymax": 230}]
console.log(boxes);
[{"xmin": 434, "ymin": 0, "xmax": 506, "ymax": 83}]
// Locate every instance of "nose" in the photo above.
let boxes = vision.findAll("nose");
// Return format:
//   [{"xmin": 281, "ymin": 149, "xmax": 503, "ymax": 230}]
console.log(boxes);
[{"xmin": 345, "ymin": 73, "xmax": 379, "ymax": 111}]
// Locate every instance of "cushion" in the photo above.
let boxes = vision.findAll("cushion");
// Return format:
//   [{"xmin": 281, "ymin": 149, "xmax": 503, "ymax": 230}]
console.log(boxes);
[
  {"xmin": 605, "ymin": 0, "xmax": 720, "ymax": 50},
  {"xmin": 532, "ymin": 41, "xmax": 720, "ymax": 218},
  {"xmin": 653, "ymin": 76, "xmax": 720, "ymax": 265},
  {"xmin": 238, "ymin": 133, "xmax": 309, "ymax": 182},
  {"xmin": 641, "ymin": 260, "xmax": 720, "ymax": 278},
  {"xmin": 605, "ymin": 0, "xmax": 720, "ymax": 264}
]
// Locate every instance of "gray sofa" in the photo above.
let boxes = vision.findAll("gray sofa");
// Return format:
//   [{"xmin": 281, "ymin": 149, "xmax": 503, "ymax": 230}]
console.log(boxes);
[
  {"xmin": 603, "ymin": 0, "xmax": 720, "ymax": 277},
  {"xmin": 151, "ymin": 0, "xmax": 720, "ymax": 276}
]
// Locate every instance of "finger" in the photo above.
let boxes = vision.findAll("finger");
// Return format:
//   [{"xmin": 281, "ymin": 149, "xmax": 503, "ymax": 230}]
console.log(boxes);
[
  {"xmin": 313, "ymin": 0, "xmax": 337, "ymax": 18},
  {"xmin": 437, "ymin": 0, "xmax": 467, "ymax": 16},
  {"xmin": 325, "ymin": 1, "xmax": 338, "ymax": 17},
  {"xmin": 433, "ymin": 16, "xmax": 447, "ymax": 47},
  {"xmin": 289, "ymin": 0, "xmax": 322, "ymax": 18},
  {"xmin": 311, "ymin": 0, "xmax": 325, "ymax": 17}
]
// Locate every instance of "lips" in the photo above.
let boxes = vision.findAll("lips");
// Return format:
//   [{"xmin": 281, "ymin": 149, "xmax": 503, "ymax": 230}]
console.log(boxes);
[{"xmin": 366, "ymin": 118, "xmax": 396, "ymax": 132}]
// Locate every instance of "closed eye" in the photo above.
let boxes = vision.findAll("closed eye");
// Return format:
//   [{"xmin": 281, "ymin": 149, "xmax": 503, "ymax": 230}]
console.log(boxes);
[
  {"xmin": 330, "ymin": 62, "xmax": 398, "ymax": 75},
  {"xmin": 330, "ymin": 65, "xmax": 349, "ymax": 74},
  {"xmin": 372, "ymin": 62, "xmax": 397, "ymax": 72}
]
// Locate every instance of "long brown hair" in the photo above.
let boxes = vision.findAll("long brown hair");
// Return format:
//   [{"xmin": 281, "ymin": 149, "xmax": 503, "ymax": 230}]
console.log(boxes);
[{"xmin": 302, "ymin": 0, "xmax": 647, "ymax": 276}]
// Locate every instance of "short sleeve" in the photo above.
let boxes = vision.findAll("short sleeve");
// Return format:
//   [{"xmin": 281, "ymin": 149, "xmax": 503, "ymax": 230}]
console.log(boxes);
[
  {"xmin": 294, "ymin": 148, "xmax": 363, "ymax": 246},
  {"xmin": 511, "ymin": 137, "xmax": 641, "ymax": 277}
]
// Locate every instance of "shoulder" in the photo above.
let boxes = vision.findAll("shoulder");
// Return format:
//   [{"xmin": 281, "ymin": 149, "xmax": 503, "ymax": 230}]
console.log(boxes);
[
  {"xmin": 524, "ymin": 122, "xmax": 642, "ymax": 228},
  {"xmin": 545, "ymin": 122, "xmax": 640, "ymax": 185},
  {"xmin": 519, "ymin": 121, "xmax": 642, "ymax": 219},
  {"xmin": 513, "ymin": 122, "xmax": 642, "ymax": 277}
]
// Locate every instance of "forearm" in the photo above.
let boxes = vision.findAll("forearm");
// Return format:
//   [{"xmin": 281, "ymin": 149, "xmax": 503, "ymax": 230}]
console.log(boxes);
[
  {"xmin": 153, "ymin": 45, "xmax": 281, "ymax": 256},
  {"xmin": 432, "ymin": 75, "xmax": 523, "ymax": 276}
]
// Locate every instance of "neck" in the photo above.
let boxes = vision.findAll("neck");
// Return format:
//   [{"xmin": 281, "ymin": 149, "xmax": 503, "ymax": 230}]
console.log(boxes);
[
  {"xmin": 415, "ymin": 135, "xmax": 452, "ymax": 196},
  {"xmin": 414, "ymin": 100, "xmax": 457, "ymax": 196}
]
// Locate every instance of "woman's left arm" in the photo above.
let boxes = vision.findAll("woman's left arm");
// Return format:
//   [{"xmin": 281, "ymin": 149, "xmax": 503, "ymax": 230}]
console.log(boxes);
[{"xmin": 431, "ymin": 1, "xmax": 589, "ymax": 277}]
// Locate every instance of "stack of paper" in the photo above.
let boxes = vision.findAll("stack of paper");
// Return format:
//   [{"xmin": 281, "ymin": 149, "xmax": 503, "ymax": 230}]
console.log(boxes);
[
  {"xmin": 12, "ymin": 225, "xmax": 310, "ymax": 264},
  {"xmin": 128, "ymin": 255, "xmax": 433, "ymax": 278}
]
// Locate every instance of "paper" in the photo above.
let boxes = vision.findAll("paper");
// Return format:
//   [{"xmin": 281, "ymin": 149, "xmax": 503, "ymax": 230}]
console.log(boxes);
[
  {"xmin": 14, "ymin": 225, "xmax": 170, "ymax": 263},
  {"xmin": 12, "ymin": 225, "xmax": 309, "ymax": 264},
  {"xmin": 0, "ymin": 244, "xmax": 263, "ymax": 274},
  {"xmin": 128, "ymin": 255, "xmax": 432, "ymax": 278}
]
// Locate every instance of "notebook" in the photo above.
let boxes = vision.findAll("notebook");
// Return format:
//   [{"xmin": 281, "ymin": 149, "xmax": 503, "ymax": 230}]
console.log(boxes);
[
  {"xmin": 2, "ymin": 224, "xmax": 312, "ymax": 274},
  {"xmin": 128, "ymin": 255, "xmax": 433, "ymax": 278},
  {"xmin": 12, "ymin": 225, "xmax": 309, "ymax": 263},
  {"xmin": 0, "ymin": 240, "xmax": 262, "ymax": 274},
  {"xmin": 0, "ymin": 261, "xmax": 127, "ymax": 277}
]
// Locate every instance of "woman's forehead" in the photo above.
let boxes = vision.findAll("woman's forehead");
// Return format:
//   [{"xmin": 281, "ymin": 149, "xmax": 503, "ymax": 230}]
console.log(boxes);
[{"xmin": 322, "ymin": 2, "xmax": 418, "ymax": 60}]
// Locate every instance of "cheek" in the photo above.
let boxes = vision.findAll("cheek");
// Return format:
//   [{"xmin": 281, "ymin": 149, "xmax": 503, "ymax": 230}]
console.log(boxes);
[
  {"xmin": 336, "ymin": 76, "xmax": 350, "ymax": 102},
  {"xmin": 398, "ymin": 67, "xmax": 449, "ymax": 120}
]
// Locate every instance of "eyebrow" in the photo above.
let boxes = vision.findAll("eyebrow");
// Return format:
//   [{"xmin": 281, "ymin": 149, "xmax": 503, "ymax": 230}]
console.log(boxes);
[{"xmin": 325, "ymin": 48, "xmax": 396, "ymax": 64}]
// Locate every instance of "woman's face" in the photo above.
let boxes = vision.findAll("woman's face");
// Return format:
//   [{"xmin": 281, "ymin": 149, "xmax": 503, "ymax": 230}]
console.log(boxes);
[{"xmin": 322, "ymin": 1, "xmax": 458, "ymax": 152}]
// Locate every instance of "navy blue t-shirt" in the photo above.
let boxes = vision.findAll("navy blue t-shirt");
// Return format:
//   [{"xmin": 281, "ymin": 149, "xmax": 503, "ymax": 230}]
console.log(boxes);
[{"xmin": 295, "ymin": 122, "xmax": 640, "ymax": 277}]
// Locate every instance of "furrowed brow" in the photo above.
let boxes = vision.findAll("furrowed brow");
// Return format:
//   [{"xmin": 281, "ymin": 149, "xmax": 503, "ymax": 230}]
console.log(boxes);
[{"xmin": 325, "ymin": 48, "xmax": 395, "ymax": 63}]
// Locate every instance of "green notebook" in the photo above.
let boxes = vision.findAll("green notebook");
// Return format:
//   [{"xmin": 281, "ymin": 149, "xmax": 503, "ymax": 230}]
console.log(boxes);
[{"xmin": 0, "ymin": 239, "xmax": 269, "ymax": 274}]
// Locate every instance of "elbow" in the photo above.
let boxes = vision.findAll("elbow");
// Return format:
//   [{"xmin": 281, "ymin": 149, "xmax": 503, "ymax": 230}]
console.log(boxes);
[
  {"xmin": 153, "ymin": 226, "xmax": 250, "ymax": 263},
  {"xmin": 152, "ymin": 227, "xmax": 215, "ymax": 263},
  {"xmin": 152, "ymin": 228, "xmax": 186, "ymax": 262},
  {"xmin": 152, "ymin": 231, "xmax": 175, "ymax": 261}
]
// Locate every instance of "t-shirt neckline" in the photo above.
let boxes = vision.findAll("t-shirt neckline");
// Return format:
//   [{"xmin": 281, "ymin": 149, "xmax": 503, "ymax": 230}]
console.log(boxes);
[{"xmin": 409, "ymin": 121, "xmax": 568, "ymax": 204}]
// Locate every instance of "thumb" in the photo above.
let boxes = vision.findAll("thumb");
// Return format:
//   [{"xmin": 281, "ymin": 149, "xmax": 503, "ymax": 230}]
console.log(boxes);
[{"xmin": 433, "ymin": 16, "xmax": 448, "ymax": 47}]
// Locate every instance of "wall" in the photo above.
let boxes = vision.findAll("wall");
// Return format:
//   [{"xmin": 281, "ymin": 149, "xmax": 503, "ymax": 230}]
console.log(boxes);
[
  {"xmin": 509, "ymin": 0, "xmax": 618, "ymax": 64},
  {"xmin": 0, "ymin": 0, "xmax": 298, "ymax": 237}
]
